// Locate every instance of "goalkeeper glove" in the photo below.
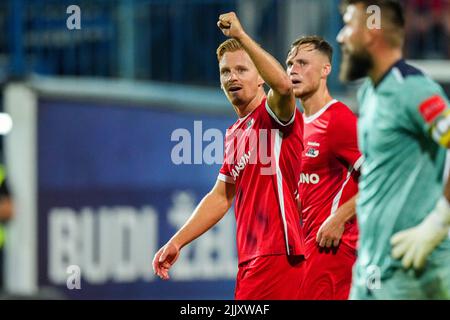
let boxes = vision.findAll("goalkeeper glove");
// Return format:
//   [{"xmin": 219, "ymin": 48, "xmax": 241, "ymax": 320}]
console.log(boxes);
[{"xmin": 391, "ymin": 196, "xmax": 450, "ymax": 270}]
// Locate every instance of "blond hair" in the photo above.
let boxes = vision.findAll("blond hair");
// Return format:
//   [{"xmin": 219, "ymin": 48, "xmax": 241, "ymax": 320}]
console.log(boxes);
[{"xmin": 216, "ymin": 39, "xmax": 244, "ymax": 62}]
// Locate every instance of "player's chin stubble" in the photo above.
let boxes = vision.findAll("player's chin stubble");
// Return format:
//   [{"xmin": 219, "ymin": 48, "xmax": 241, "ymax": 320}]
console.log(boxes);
[{"xmin": 339, "ymin": 49, "xmax": 373, "ymax": 82}]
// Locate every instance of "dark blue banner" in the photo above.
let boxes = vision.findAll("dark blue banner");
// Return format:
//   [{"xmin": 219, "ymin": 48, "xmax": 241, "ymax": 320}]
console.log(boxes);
[{"xmin": 37, "ymin": 98, "xmax": 237, "ymax": 299}]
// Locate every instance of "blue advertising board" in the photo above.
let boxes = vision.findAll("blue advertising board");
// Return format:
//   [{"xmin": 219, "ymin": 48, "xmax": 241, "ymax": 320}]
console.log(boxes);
[{"xmin": 37, "ymin": 98, "xmax": 237, "ymax": 299}]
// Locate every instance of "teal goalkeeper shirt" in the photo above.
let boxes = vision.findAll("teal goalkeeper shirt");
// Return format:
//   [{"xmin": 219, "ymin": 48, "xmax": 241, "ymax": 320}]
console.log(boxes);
[{"xmin": 356, "ymin": 59, "xmax": 450, "ymax": 280}]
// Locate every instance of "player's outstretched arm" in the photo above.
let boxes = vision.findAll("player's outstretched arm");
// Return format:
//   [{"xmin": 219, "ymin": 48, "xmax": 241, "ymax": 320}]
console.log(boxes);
[
  {"xmin": 316, "ymin": 194, "xmax": 357, "ymax": 248},
  {"xmin": 152, "ymin": 180, "xmax": 235, "ymax": 280},
  {"xmin": 217, "ymin": 12, "xmax": 295, "ymax": 122}
]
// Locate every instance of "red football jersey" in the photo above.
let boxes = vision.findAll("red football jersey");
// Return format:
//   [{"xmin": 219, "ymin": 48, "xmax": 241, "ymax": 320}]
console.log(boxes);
[
  {"xmin": 218, "ymin": 98, "xmax": 304, "ymax": 265},
  {"xmin": 299, "ymin": 100, "xmax": 362, "ymax": 254}
]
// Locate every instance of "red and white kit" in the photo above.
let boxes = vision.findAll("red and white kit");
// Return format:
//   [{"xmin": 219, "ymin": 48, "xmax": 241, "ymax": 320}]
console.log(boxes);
[
  {"xmin": 299, "ymin": 99, "xmax": 362, "ymax": 300},
  {"xmin": 218, "ymin": 98, "xmax": 305, "ymax": 300}
]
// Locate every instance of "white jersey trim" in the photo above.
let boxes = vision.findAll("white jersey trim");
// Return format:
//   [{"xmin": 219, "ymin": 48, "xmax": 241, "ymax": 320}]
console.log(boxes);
[
  {"xmin": 392, "ymin": 67, "xmax": 405, "ymax": 84},
  {"xmin": 236, "ymin": 108, "xmax": 256, "ymax": 123},
  {"xmin": 303, "ymin": 99, "xmax": 338, "ymax": 124},
  {"xmin": 353, "ymin": 155, "xmax": 365, "ymax": 171},
  {"xmin": 217, "ymin": 173, "xmax": 235, "ymax": 184},
  {"xmin": 265, "ymin": 101, "xmax": 296, "ymax": 127},
  {"xmin": 330, "ymin": 165, "xmax": 354, "ymax": 216},
  {"xmin": 273, "ymin": 130, "xmax": 291, "ymax": 255},
  {"xmin": 444, "ymin": 150, "xmax": 450, "ymax": 182}
]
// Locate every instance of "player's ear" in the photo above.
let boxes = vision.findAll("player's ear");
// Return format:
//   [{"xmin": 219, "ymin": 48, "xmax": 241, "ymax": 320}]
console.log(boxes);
[
  {"xmin": 322, "ymin": 63, "xmax": 332, "ymax": 78},
  {"xmin": 257, "ymin": 75, "xmax": 265, "ymax": 87}
]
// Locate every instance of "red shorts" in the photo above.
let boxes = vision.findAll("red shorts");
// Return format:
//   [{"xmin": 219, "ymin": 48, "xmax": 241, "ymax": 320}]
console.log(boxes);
[
  {"xmin": 299, "ymin": 243, "xmax": 356, "ymax": 300},
  {"xmin": 235, "ymin": 254, "xmax": 304, "ymax": 300}
]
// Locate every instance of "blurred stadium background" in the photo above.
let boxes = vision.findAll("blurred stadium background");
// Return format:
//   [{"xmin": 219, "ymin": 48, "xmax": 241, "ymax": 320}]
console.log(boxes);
[{"xmin": 0, "ymin": 0, "xmax": 448, "ymax": 299}]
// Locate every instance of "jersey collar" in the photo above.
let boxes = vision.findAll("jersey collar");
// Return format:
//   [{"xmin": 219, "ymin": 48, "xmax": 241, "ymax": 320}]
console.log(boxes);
[
  {"xmin": 303, "ymin": 99, "xmax": 338, "ymax": 124},
  {"xmin": 373, "ymin": 59, "xmax": 405, "ymax": 89}
]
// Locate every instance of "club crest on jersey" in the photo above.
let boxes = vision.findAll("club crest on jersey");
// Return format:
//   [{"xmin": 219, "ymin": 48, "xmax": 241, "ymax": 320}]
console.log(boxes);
[
  {"xmin": 305, "ymin": 147, "xmax": 319, "ymax": 158},
  {"xmin": 246, "ymin": 118, "xmax": 255, "ymax": 129}
]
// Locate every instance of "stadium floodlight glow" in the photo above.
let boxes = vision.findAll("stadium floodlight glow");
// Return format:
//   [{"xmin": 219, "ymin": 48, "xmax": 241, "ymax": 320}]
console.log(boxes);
[{"xmin": 0, "ymin": 113, "xmax": 13, "ymax": 135}]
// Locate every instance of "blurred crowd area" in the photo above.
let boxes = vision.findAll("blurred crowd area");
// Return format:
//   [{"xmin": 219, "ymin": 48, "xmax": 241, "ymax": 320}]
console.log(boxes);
[
  {"xmin": 0, "ymin": 0, "xmax": 448, "ymax": 90},
  {"xmin": 404, "ymin": 0, "xmax": 450, "ymax": 59}
]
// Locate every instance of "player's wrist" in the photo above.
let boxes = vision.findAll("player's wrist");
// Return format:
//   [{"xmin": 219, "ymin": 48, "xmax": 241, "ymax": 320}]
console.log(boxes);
[
  {"xmin": 427, "ymin": 196, "xmax": 450, "ymax": 230},
  {"xmin": 234, "ymin": 30, "xmax": 249, "ymax": 43},
  {"xmin": 331, "ymin": 213, "xmax": 346, "ymax": 226},
  {"xmin": 168, "ymin": 237, "xmax": 183, "ymax": 251},
  {"xmin": 332, "ymin": 207, "xmax": 351, "ymax": 225}
]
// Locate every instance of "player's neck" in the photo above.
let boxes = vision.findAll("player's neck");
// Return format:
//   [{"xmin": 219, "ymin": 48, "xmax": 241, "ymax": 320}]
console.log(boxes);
[
  {"xmin": 234, "ymin": 89, "xmax": 266, "ymax": 118},
  {"xmin": 369, "ymin": 48, "xmax": 403, "ymax": 86},
  {"xmin": 300, "ymin": 86, "xmax": 333, "ymax": 117}
]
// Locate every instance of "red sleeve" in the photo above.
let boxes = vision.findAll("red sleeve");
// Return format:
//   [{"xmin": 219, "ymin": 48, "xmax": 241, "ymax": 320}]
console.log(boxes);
[
  {"xmin": 217, "ymin": 130, "xmax": 235, "ymax": 184},
  {"xmin": 263, "ymin": 100, "xmax": 297, "ymax": 135},
  {"xmin": 328, "ymin": 104, "xmax": 363, "ymax": 170},
  {"xmin": 218, "ymin": 163, "xmax": 234, "ymax": 184}
]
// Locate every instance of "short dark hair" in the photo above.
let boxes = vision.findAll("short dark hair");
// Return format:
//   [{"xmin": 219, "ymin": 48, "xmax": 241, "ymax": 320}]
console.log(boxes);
[
  {"xmin": 341, "ymin": 0, "xmax": 405, "ymax": 47},
  {"xmin": 289, "ymin": 36, "xmax": 333, "ymax": 63},
  {"xmin": 341, "ymin": 0, "xmax": 405, "ymax": 28}
]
